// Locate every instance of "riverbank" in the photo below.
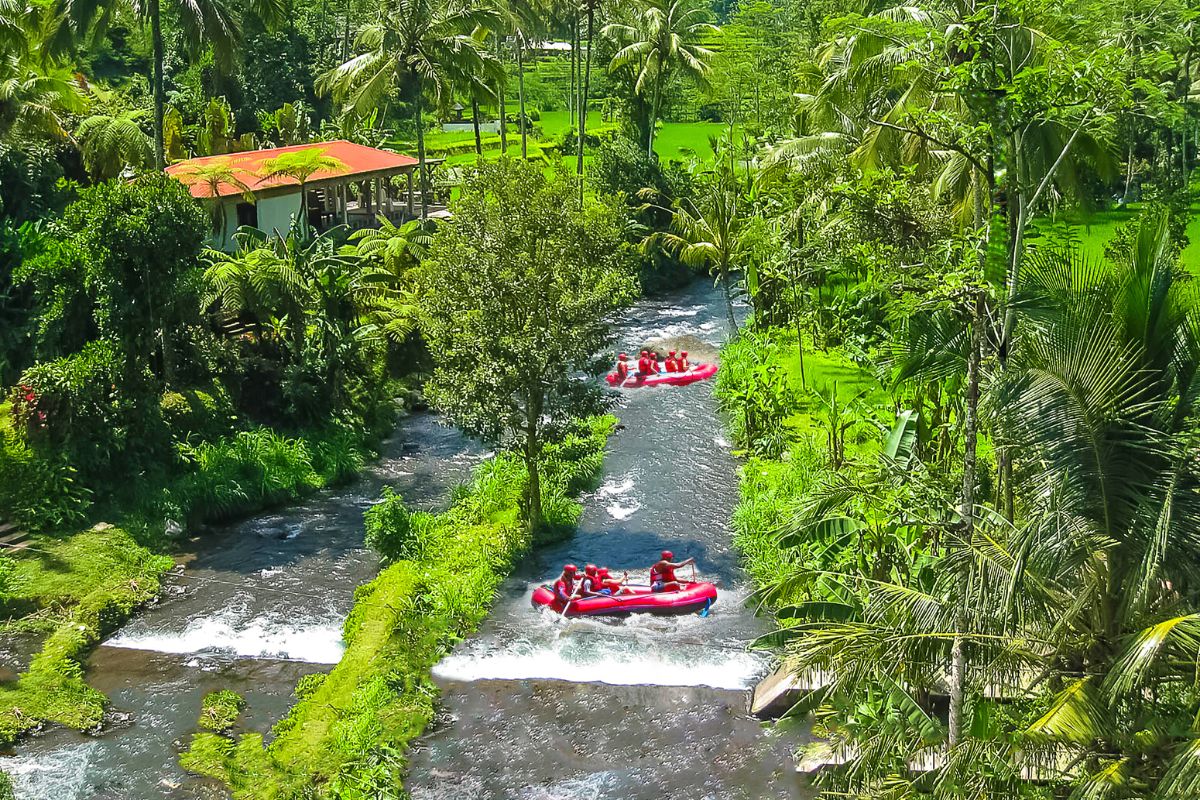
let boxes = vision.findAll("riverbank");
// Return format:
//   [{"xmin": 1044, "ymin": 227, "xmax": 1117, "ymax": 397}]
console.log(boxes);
[{"xmin": 179, "ymin": 415, "xmax": 617, "ymax": 798}]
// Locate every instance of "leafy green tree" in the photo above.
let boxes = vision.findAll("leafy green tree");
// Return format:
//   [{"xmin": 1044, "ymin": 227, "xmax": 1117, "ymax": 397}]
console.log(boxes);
[
  {"xmin": 257, "ymin": 147, "xmax": 347, "ymax": 239},
  {"xmin": 642, "ymin": 163, "xmax": 747, "ymax": 333},
  {"xmin": 604, "ymin": 0, "xmax": 717, "ymax": 158},
  {"xmin": 0, "ymin": 2, "xmax": 85, "ymax": 142},
  {"xmin": 318, "ymin": 0, "xmax": 499, "ymax": 217},
  {"xmin": 17, "ymin": 174, "xmax": 208, "ymax": 383},
  {"xmin": 419, "ymin": 160, "xmax": 636, "ymax": 534}
]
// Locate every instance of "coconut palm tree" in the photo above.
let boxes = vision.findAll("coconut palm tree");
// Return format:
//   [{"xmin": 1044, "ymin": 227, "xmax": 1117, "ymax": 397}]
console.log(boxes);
[
  {"xmin": 174, "ymin": 156, "xmax": 257, "ymax": 242},
  {"xmin": 318, "ymin": 0, "xmax": 500, "ymax": 218},
  {"xmin": 69, "ymin": 0, "xmax": 283, "ymax": 170},
  {"xmin": 257, "ymin": 147, "xmax": 347, "ymax": 239},
  {"xmin": 0, "ymin": 1, "xmax": 85, "ymax": 141},
  {"xmin": 603, "ymin": 0, "xmax": 717, "ymax": 158},
  {"xmin": 641, "ymin": 164, "xmax": 745, "ymax": 333}
]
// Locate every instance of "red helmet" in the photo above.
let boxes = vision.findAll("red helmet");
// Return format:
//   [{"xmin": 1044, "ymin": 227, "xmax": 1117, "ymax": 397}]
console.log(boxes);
[
  {"xmin": 661, "ymin": 550, "xmax": 673, "ymax": 561},
  {"xmin": 619, "ymin": 353, "xmax": 627, "ymax": 359},
  {"xmin": 563, "ymin": 564, "xmax": 577, "ymax": 574},
  {"xmin": 669, "ymin": 350, "xmax": 677, "ymax": 355},
  {"xmin": 585, "ymin": 564, "xmax": 597, "ymax": 576},
  {"xmin": 680, "ymin": 351, "xmax": 688, "ymax": 357},
  {"xmin": 640, "ymin": 350, "xmax": 649, "ymax": 356},
  {"xmin": 598, "ymin": 567, "xmax": 611, "ymax": 578}
]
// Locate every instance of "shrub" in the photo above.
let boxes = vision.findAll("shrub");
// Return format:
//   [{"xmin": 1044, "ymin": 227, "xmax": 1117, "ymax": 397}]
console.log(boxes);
[
  {"xmin": 160, "ymin": 385, "xmax": 235, "ymax": 445},
  {"xmin": 0, "ymin": 431, "xmax": 91, "ymax": 531},
  {"xmin": 14, "ymin": 340, "xmax": 166, "ymax": 480},
  {"xmin": 199, "ymin": 690, "xmax": 246, "ymax": 734},
  {"xmin": 363, "ymin": 488, "xmax": 414, "ymax": 562}
]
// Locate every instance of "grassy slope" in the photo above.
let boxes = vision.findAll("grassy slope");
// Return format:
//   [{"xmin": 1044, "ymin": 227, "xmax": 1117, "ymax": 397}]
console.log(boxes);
[
  {"xmin": 0, "ymin": 527, "xmax": 173, "ymax": 743},
  {"xmin": 1030, "ymin": 204, "xmax": 1200, "ymax": 272}
]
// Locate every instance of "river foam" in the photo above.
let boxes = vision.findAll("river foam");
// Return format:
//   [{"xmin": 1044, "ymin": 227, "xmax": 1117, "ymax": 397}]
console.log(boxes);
[
  {"xmin": 106, "ymin": 612, "xmax": 345, "ymax": 664},
  {"xmin": 432, "ymin": 635, "xmax": 764, "ymax": 690}
]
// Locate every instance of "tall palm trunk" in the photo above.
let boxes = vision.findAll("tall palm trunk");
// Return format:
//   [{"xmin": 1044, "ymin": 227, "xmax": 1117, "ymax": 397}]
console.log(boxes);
[
  {"xmin": 950, "ymin": 292, "xmax": 983, "ymax": 748},
  {"xmin": 722, "ymin": 266, "xmax": 738, "ymax": 334},
  {"xmin": 413, "ymin": 79, "xmax": 429, "ymax": 218},
  {"xmin": 472, "ymin": 96, "xmax": 483, "ymax": 156},
  {"xmin": 524, "ymin": 393, "xmax": 544, "ymax": 535},
  {"xmin": 150, "ymin": 0, "xmax": 165, "ymax": 169},
  {"xmin": 648, "ymin": 73, "xmax": 663, "ymax": 159},
  {"xmin": 497, "ymin": 36, "xmax": 508, "ymax": 155},
  {"xmin": 576, "ymin": 2, "xmax": 594, "ymax": 179},
  {"xmin": 517, "ymin": 34, "xmax": 527, "ymax": 159}
]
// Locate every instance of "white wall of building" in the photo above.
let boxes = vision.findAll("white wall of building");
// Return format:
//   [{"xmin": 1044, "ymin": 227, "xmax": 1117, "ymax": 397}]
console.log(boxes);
[{"xmin": 257, "ymin": 193, "xmax": 302, "ymax": 239}]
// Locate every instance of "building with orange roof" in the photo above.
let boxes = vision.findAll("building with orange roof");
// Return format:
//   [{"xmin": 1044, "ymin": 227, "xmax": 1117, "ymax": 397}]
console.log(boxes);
[{"xmin": 165, "ymin": 140, "xmax": 441, "ymax": 249}]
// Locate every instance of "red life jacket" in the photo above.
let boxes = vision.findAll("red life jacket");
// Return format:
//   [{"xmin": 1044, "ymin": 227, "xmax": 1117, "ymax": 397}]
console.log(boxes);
[
  {"xmin": 553, "ymin": 577, "xmax": 575, "ymax": 600},
  {"xmin": 637, "ymin": 356, "xmax": 650, "ymax": 374},
  {"xmin": 656, "ymin": 562, "xmax": 677, "ymax": 584},
  {"xmin": 581, "ymin": 576, "xmax": 602, "ymax": 595},
  {"xmin": 664, "ymin": 358, "xmax": 678, "ymax": 373},
  {"xmin": 616, "ymin": 361, "xmax": 629, "ymax": 379}
]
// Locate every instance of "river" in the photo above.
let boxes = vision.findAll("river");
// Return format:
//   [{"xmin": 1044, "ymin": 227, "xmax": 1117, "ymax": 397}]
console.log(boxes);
[
  {"xmin": 405, "ymin": 280, "xmax": 810, "ymax": 799},
  {"xmin": 3, "ymin": 281, "xmax": 807, "ymax": 799},
  {"xmin": 3, "ymin": 415, "xmax": 483, "ymax": 799}
]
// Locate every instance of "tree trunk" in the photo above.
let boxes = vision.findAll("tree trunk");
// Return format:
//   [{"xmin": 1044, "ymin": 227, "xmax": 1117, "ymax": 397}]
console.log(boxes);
[
  {"xmin": 577, "ymin": 3, "xmax": 594, "ymax": 179},
  {"xmin": 150, "ymin": 0, "xmax": 165, "ymax": 169},
  {"xmin": 342, "ymin": 0, "xmax": 350, "ymax": 61},
  {"xmin": 648, "ymin": 75, "xmax": 662, "ymax": 159},
  {"xmin": 722, "ymin": 269, "xmax": 738, "ymax": 334},
  {"xmin": 524, "ymin": 397, "xmax": 543, "ymax": 534},
  {"xmin": 517, "ymin": 34, "xmax": 527, "ymax": 159},
  {"xmin": 414, "ymin": 84, "xmax": 429, "ymax": 218},
  {"xmin": 950, "ymin": 292, "xmax": 984, "ymax": 749},
  {"xmin": 497, "ymin": 36, "xmax": 508, "ymax": 155},
  {"xmin": 472, "ymin": 97, "xmax": 483, "ymax": 156}
]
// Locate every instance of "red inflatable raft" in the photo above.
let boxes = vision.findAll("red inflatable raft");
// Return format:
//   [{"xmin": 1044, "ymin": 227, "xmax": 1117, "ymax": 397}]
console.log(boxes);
[
  {"xmin": 606, "ymin": 362, "xmax": 718, "ymax": 389},
  {"xmin": 531, "ymin": 582, "xmax": 718, "ymax": 617}
]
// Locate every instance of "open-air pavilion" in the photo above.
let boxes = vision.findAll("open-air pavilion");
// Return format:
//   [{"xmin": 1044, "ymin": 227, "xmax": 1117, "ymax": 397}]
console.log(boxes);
[{"xmin": 165, "ymin": 140, "xmax": 444, "ymax": 250}]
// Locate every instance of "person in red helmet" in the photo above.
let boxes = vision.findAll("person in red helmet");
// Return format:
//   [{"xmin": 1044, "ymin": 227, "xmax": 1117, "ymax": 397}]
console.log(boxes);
[
  {"xmin": 648, "ymin": 350, "xmax": 661, "ymax": 373},
  {"xmin": 637, "ymin": 349, "xmax": 652, "ymax": 376},
  {"xmin": 678, "ymin": 351, "xmax": 690, "ymax": 372},
  {"xmin": 649, "ymin": 550, "xmax": 695, "ymax": 592},
  {"xmin": 664, "ymin": 350, "xmax": 679, "ymax": 372},
  {"xmin": 580, "ymin": 564, "xmax": 607, "ymax": 597},
  {"xmin": 598, "ymin": 567, "xmax": 629, "ymax": 596},
  {"xmin": 615, "ymin": 353, "xmax": 630, "ymax": 382},
  {"xmin": 552, "ymin": 564, "xmax": 580, "ymax": 604}
]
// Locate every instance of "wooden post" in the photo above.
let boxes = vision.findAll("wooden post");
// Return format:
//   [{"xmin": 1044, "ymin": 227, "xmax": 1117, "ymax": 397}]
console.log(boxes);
[
  {"xmin": 406, "ymin": 170, "xmax": 414, "ymax": 216},
  {"xmin": 341, "ymin": 183, "xmax": 348, "ymax": 225},
  {"xmin": 374, "ymin": 177, "xmax": 382, "ymax": 217}
]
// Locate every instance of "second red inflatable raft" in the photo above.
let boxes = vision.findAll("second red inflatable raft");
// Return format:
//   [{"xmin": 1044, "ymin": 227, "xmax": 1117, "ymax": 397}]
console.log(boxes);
[{"xmin": 606, "ymin": 362, "xmax": 718, "ymax": 389}]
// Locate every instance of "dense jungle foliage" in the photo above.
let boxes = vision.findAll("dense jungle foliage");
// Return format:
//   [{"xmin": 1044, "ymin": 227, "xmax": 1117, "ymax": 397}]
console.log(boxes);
[{"xmin": 4, "ymin": 0, "xmax": 1200, "ymax": 793}]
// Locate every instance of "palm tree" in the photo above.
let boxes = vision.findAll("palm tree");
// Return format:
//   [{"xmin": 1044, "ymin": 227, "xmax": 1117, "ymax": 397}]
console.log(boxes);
[
  {"xmin": 641, "ymin": 165, "xmax": 745, "ymax": 333},
  {"xmin": 75, "ymin": 109, "xmax": 154, "ymax": 180},
  {"xmin": 577, "ymin": 0, "xmax": 601, "ymax": 180},
  {"xmin": 70, "ymin": 0, "xmax": 283, "ymax": 170},
  {"xmin": 318, "ymin": 0, "xmax": 499, "ymax": 218},
  {"xmin": 0, "ymin": 2, "xmax": 85, "ymax": 141},
  {"xmin": 603, "ymin": 0, "xmax": 717, "ymax": 158},
  {"xmin": 257, "ymin": 147, "xmax": 347, "ymax": 239},
  {"xmin": 174, "ymin": 156, "xmax": 257, "ymax": 242},
  {"xmin": 347, "ymin": 216, "xmax": 432, "ymax": 274}
]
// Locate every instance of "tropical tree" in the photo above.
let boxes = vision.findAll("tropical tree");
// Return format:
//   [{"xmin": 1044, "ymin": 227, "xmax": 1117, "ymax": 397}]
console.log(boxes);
[
  {"xmin": 257, "ymin": 147, "xmax": 347, "ymax": 239},
  {"xmin": 642, "ymin": 163, "xmax": 746, "ymax": 333},
  {"xmin": 68, "ymin": 0, "xmax": 280, "ymax": 170},
  {"xmin": 419, "ymin": 160, "xmax": 636, "ymax": 533},
  {"xmin": 75, "ymin": 109, "xmax": 154, "ymax": 180},
  {"xmin": 318, "ymin": 0, "xmax": 500, "ymax": 218},
  {"xmin": 0, "ymin": 1, "xmax": 85, "ymax": 142},
  {"xmin": 173, "ymin": 156, "xmax": 257, "ymax": 242},
  {"xmin": 603, "ymin": 0, "xmax": 717, "ymax": 158}
]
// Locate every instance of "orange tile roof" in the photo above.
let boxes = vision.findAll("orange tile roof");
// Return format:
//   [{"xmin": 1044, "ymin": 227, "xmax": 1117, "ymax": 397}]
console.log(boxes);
[{"xmin": 165, "ymin": 140, "xmax": 419, "ymax": 199}]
